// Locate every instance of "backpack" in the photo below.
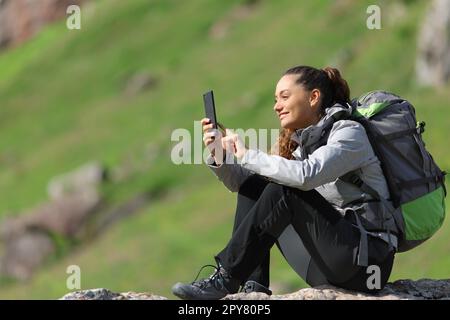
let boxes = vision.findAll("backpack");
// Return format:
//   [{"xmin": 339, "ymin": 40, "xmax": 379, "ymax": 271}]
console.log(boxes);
[{"xmin": 347, "ymin": 90, "xmax": 447, "ymax": 253}]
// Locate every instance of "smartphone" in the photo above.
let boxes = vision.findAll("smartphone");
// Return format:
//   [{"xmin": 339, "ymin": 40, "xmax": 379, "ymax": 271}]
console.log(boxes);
[{"xmin": 203, "ymin": 90, "xmax": 218, "ymax": 129}]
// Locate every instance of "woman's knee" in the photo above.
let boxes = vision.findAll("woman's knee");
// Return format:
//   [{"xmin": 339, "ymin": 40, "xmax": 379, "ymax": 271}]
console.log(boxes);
[
  {"xmin": 260, "ymin": 182, "xmax": 286, "ymax": 199},
  {"xmin": 238, "ymin": 174, "xmax": 270, "ymax": 198}
]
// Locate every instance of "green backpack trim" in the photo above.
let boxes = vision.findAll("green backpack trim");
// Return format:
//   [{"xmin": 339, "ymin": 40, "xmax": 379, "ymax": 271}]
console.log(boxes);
[
  {"xmin": 401, "ymin": 186, "xmax": 446, "ymax": 241},
  {"xmin": 352, "ymin": 102, "xmax": 390, "ymax": 119}
]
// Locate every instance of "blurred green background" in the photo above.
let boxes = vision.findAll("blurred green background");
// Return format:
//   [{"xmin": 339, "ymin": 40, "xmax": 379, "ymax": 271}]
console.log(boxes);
[{"xmin": 0, "ymin": 0, "xmax": 448, "ymax": 299}]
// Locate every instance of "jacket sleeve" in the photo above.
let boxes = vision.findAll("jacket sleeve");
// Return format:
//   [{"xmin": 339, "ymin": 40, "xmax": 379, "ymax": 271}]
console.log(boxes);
[
  {"xmin": 206, "ymin": 152, "xmax": 255, "ymax": 193},
  {"xmin": 239, "ymin": 120, "xmax": 377, "ymax": 190}
]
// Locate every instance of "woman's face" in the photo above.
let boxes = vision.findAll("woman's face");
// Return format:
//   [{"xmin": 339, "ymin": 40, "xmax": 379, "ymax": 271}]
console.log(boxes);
[{"xmin": 274, "ymin": 74, "xmax": 322, "ymax": 130}]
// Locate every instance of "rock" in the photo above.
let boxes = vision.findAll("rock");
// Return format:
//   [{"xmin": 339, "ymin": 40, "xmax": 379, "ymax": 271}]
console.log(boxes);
[
  {"xmin": 416, "ymin": 0, "xmax": 450, "ymax": 86},
  {"xmin": 382, "ymin": 278, "xmax": 450, "ymax": 300},
  {"xmin": 0, "ymin": 190, "xmax": 101, "ymax": 240},
  {"xmin": 60, "ymin": 279, "xmax": 450, "ymax": 300},
  {"xmin": 47, "ymin": 162, "xmax": 107, "ymax": 201},
  {"xmin": 0, "ymin": 178, "xmax": 102, "ymax": 280},
  {"xmin": 225, "ymin": 279, "xmax": 450, "ymax": 300},
  {"xmin": 0, "ymin": 0, "xmax": 86, "ymax": 49},
  {"xmin": 0, "ymin": 231, "xmax": 55, "ymax": 281},
  {"xmin": 60, "ymin": 288, "xmax": 167, "ymax": 300}
]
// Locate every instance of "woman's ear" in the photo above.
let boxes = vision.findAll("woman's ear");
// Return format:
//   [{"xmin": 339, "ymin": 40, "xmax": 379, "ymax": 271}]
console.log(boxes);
[{"xmin": 309, "ymin": 89, "xmax": 321, "ymax": 108}]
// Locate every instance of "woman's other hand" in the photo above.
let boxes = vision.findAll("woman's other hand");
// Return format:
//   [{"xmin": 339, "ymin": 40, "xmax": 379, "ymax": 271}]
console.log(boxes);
[{"xmin": 222, "ymin": 129, "xmax": 248, "ymax": 161}]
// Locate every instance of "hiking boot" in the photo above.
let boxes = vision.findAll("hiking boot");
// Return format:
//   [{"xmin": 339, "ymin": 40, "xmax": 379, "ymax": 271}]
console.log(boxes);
[
  {"xmin": 240, "ymin": 280, "xmax": 272, "ymax": 295},
  {"xmin": 172, "ymin": 264, "xmax": 241, "ymax": 300}
]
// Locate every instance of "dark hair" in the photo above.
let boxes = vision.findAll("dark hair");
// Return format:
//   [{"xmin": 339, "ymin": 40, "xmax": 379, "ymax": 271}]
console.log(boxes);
[{"xmin": 275, "ymin": 65, "xmax": 350, "ymax": 159}]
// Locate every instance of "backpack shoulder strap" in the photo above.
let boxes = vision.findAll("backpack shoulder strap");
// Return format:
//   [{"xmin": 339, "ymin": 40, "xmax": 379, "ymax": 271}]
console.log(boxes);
[
  {"xmin": 340, "ymin": 172, "xmax": 400, "ymax": 253},
  {"xmin": 340, "ymin": 171, "xmax": 381, "ymax": 201}
]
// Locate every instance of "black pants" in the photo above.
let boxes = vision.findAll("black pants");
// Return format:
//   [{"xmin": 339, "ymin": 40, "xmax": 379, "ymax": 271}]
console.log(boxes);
[{"xmin": 215, "ymin": 174, "xmax": 395, "ymax": 293}]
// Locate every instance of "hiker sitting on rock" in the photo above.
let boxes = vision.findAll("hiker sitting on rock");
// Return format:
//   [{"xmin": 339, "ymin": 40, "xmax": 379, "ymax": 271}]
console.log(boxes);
[{"xmin": 172, "ymin": 65, "xmax": 445, "ymax": 300}]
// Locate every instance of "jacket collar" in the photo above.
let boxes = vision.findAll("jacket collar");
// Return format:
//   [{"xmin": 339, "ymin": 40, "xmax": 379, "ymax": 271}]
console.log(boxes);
[{"xmin": 290, "ymin": 103, "xmax": 352, "ymax": 148}]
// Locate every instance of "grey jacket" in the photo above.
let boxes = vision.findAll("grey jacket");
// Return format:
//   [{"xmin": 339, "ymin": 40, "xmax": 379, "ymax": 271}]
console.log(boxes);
[{"xmin": 206, "ymin": 104, "xmax": 390, "ymax": 217}]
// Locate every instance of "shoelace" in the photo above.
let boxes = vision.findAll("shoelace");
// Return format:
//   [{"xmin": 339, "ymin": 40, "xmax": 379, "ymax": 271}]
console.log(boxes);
[{"xmin": 191, "ymin": 264, "xmax": 224, "ymax": 290}]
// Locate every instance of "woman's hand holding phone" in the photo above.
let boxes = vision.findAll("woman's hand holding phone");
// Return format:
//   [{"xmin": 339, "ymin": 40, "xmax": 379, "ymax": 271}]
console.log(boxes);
[
  {"xmin": 202, "ymin": 118, "xmax": 225, "ymax": 164},
  {"xmin": 201, "ymin": 118, "xmax": 247, "ymax": 163}
]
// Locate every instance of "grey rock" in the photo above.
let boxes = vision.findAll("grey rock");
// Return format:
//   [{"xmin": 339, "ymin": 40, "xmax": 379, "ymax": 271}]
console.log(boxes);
[
  {"xmin": 47, "ymin": 162, "xmax": 107, "ymax": 201},
  {"xmin": 60, "ymin": 279, "xmax": 450, "ymax": 300},
  {"xmin": 225, "ymin": 279, "xmax": 450, "ymax": 300},
  {"xmin": 0, "ymin": 0, "xmax": 86, "ymax": 49},
  {"xmin": 0, "ymin": 231, "xmax": 55, "ymax": 281},
  {"xmin": 0, "ymin": 190, "xmax": 101, "ymax": 240},
  {"xmin": 0, "ymin": 190, "xmax": 101, "ymax": 280},
  {"xmin": 382, "ymin": 278, "xmax": 450, "ymax": 300},
  {"xmin": 60, "ymin": 288, "xmax": 168, "ymax": 300},
  {"xmin": 416, "ymin": 0, "xmax": 450, "ymax": 86}
]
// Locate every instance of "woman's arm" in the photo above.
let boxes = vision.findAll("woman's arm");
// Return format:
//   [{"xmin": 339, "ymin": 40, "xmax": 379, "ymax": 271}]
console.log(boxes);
[
  {"xmin": 206, "ymin": 152, "xmax": 254, "ymax": 193},
  {"xmin": 239, "ymin": 120, "xmax": 377, "ymax": 190},
  {"xmin": 202, "ymin": 120, "xmax": 254, "ymax": 193}
]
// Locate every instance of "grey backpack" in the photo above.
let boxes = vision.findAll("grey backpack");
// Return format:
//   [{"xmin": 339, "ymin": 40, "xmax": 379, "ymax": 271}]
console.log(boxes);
[{"xmin": 348, "ymin": 90, "xmax": 446, "ymax": 252}]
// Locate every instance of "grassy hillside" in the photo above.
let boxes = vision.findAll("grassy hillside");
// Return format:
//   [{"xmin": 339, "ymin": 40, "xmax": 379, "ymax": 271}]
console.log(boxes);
[{"xmin": 0, "ymin": 0, "xmax": 448, "ymax": 299}]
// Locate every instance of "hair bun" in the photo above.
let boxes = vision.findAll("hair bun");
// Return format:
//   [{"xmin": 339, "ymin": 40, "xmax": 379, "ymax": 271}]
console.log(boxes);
[{"xmin": 322, "ymin": 67, "xmax": 350, "ymax": 104}]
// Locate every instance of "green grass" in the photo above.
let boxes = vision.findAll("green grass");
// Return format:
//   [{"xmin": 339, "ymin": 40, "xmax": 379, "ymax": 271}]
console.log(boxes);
[{"xmin": 0, "ymin": 0, "xmax": 449, "ymax": 298}]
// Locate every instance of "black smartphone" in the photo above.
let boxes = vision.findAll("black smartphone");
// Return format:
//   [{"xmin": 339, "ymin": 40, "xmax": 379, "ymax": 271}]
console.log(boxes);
[{"xmin": 203, "ymin": 90, "xmax": 218, "ymax": 129}]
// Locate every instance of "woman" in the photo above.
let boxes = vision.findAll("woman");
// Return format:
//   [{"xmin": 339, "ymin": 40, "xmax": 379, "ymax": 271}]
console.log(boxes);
[{"xmin": 172, "ymin": 65, "xmax": 398, "ymax": 300}]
